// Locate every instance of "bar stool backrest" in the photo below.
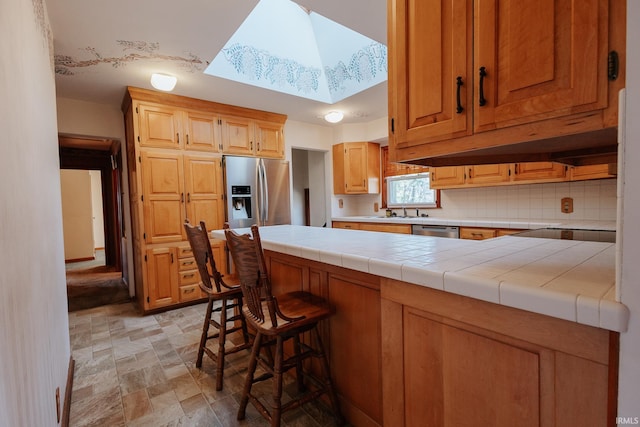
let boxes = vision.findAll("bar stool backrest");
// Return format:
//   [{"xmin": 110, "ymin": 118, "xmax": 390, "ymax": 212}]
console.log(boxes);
[
  {"xmin": 184, "ymin": 220, "xmax": 223, "ymax": 293},
  {"xmin": 224, "ymin": 224, "xmax": 278, "ymax": 328}
]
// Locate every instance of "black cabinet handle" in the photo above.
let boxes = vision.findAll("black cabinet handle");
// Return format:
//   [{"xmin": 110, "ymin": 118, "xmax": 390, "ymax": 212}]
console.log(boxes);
[
  {"xmin": 456, "ymin": 76, "xmax": 464, "ymax": 114},
  {"xmin": 479, "ymin": 67, "xmax": 487, "ymax": 107}
]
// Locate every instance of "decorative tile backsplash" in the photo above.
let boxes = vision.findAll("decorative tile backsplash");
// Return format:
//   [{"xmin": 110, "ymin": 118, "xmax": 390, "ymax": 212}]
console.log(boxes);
[{"xmin": 336, "ymin": 179, "xmax": 618, "ymax": 221}]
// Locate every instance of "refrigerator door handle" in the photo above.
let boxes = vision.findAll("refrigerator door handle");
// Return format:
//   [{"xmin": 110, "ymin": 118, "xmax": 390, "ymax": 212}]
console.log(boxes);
[
  {"xmin": 260, "ymin": 159, "xmax": 269, "ymax": 225},
  {"xmin": 255, "ymin": 159, "xmax": 263, "ymax": 225}
]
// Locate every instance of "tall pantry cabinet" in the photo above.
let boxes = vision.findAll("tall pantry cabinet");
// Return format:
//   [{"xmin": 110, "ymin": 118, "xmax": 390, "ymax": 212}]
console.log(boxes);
[{"xmin": 122, "ymin": 87, "xmax": 286, "ymax": 313}]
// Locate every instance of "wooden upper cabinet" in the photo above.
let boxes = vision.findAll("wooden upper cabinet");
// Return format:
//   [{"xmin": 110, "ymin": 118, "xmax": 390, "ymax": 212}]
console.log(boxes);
[
  {"xmin": 431, "ymin": 166, "xmax": 466, "ymax": 188},
  {"xmin": 220, "ymin": 115, "xmax": 254, "ymax": 156},
  {"xmin": 183, "ymin": 110, "xmax": 218, "ymax": 152},
  {"xmin": 387, "ymin": 0, "xmax": 625, "ymax": 166},
  {"xmin": 137, "ymin": 103, "xmax": 219, "ymax": 152},
  {"xmin": 466, "ymin": 164, "xmax": 511, "ymax": 186},
  {"xmin": 474, "ymin": 0, "xmax": 609, "ymax": 132},
  {"xmin": 137, "ymin": 103, "xmax": 183, "ymax": 149},
  {"xmin": 255, "ymin": 120, "xmax": 284, "ymax": 159},
  {"xmin": 333, "ymin": 142, "xmax": 381, "ymax": 195},
  {"xmin": 512, "ymin": 162, "xmax": 567, "ymax": 182},
  {"xmin": 388, "ymin": 0, "xmax": 473, "ymax": 147},
  {"xmin": 570, "ymin": 164, "xmax": 616, "ymax": 181}
]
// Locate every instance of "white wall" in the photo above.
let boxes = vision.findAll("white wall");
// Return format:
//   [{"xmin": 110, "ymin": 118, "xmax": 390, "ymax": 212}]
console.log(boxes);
[
  {"xmin": 618, "ymin": 0, "xmax": 640, "ymax": 418},
  {"xmin": 60, "ymin": 169, "xmax": 95, "ymax": 260},
  {"xmin": 90, "ymin": 170, "xmax": 105, "ymax": 248},
  {"xmin": 291, "ymin": 148, "xmax": 309, "ymax": 225},
  {"xmin": 0, "ymin": 0, "xmax": 71, "ymax": 425}
]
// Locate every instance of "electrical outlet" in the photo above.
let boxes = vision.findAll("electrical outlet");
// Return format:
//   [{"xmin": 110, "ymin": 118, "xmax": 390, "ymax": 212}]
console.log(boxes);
[
  {"xmin": 561, "ymin": 197, "xmax": 574, "ymax": 213},
  {"xmin": 338, "ymin": 199, "xmax": 343, "ymax": 209},
  {"xmin": 374, "ymin": 202, "xmax": 379, "ymax": 212}
]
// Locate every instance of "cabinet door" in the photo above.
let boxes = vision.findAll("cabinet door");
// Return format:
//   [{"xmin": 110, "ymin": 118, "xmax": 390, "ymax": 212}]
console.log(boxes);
[
  {"xmin": 344, "ymin": 142, "xmax": 369, "ymax": 193},
  {"xmin": 255, "ymin": 120, "xmax": 284, "ymax": 158},
  {"xmin": 137, "ymin": 103, "xmax": 183, "ymax": 149},
  {"xmin": 328, "ymin": 274, "xmax": 382, "ymax": 426},
  {"xmin": 466, "ymin": 164, "xmax": 511, "ymax": 186},
  {"xmin": 141, "ymin": 151, "xmax": 185, "ymax": 244},
  {"xmin": 184, "ymin": 110, "xmax": 219, "ymax": 152},
  {"xmin": 430, "ymin": 166, "xmax": 466, "ymax": 188},
  {"xmin": 570, "ymin": 164, "xmax": 616, "ymax": 181},
  {"xmin": 512, "ymin": 162, "xmax": 567, "ymax": 182},
  {"xmin": 220, "ymin": 115, "xmax": 254, "ymax": 155},
  {"xmin": 146, "ymin": 247, "xmax": 179, "ymax": 308},
  {"xmin": 474, "ymin": 0, "xmax": 609, "ymax": 132},
  {"xmin": 388, "ymin": 0, "xmax": 472, "ymax": 146},
  {"xmin": 183, "ymin": 155, "xmax": 225, "ymax": 232},
  {"xmin": 403, "ymin": 310, "xmax": 544, "ymax": 427}
]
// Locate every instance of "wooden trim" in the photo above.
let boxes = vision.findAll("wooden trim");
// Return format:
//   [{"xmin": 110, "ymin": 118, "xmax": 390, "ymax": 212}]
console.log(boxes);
[
  {"xmin": 381, "ymin": 298, "xmax": 405, "ymax": 427},
  {"xmin": 64, "ymin": 256, "xmax": 95, "ymax": 264},
  {"xmin": 62, "ymin": 357, "xmax": 75, "ymax": 427},
  {"xmin": 381, "ymin": 278, "xmax": 611, "ymax": 364},
  {"xmin": 123, "ymin": 86, "xmax": 287, "ymax": 124}
]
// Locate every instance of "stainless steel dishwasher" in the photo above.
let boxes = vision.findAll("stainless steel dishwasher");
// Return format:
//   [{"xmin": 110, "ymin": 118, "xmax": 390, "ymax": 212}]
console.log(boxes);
[{"xmin": 411, "ymin": 224, "xmax": 460, "ymax": 238}]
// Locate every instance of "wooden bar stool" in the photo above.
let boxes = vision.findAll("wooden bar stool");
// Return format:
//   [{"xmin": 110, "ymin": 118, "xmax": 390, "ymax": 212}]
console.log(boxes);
[
  {"xmin": 224, "ymin": 224, "xmax": 344, "ymax": 427},
  {"xmin": 183, "ymin": 220, "xmax": 251, "ymax": 391}
]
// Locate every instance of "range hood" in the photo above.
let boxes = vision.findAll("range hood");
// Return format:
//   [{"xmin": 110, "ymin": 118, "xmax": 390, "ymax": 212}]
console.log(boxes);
[{"xmin": 396, "ymin": 127, "xmax": 619, "ymax": 168}]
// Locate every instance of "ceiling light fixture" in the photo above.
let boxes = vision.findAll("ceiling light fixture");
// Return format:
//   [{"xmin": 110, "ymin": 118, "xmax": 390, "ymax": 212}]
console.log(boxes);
[
  {"xmin": 150, "ymin": 73, "xmax": 177, "ymax": 91},
  {"xmin": 324, "ymin": 111, "xmax": 344, "ymax": 123}
]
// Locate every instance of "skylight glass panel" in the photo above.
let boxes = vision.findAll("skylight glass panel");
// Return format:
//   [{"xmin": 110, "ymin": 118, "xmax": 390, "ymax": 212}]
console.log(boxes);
[{"xmin": 204, "ymin": 0, "xmax": 387, "ymax": 104}]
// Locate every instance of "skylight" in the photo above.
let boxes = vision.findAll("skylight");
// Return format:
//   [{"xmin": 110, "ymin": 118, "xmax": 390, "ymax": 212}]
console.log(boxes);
[{"xmin": 204, "ymin": 0, "xmax": 387, "ymax": 104}]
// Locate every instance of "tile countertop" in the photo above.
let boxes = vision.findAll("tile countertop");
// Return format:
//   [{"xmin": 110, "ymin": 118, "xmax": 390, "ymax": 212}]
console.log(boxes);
[
  {"xmin": 331, "ymin": 216, "xmax": 617, "ymax": 231},
  {"xmin": 213, "ymin": 225, "xmax": 629, "ymax": 332}
]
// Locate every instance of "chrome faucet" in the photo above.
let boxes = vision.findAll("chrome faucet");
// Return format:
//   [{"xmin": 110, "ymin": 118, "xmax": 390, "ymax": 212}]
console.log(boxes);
[{"xmin": 403, "ymin": 207, "xmax": 407, "ymax": 217}]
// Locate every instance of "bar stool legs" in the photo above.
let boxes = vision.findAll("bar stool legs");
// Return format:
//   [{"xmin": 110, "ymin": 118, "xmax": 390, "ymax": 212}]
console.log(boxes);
[{"xmin": 237, "ymin": 328, "xmax": 344, "ymax": 427}]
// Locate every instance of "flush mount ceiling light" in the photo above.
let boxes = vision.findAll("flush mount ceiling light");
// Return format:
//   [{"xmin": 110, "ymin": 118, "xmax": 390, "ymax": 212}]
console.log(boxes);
[
  {"xmin": 324, "ymin": 111, "xmax": 344, "ymax": 123},
  {"xmin": 150, "ymin": 73, "xmax": 177, "ymax": 91}
]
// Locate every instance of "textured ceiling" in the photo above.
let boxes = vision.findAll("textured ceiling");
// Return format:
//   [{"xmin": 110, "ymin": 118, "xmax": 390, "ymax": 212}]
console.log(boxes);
[{"xmin": 47, "ymin": 0, "xmax": 388, "ymax": 126}]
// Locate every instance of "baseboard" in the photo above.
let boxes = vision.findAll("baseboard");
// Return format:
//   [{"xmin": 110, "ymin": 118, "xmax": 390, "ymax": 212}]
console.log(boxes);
[{"xmin": 62, "ymin": 357, "xmax": 75, "ymax": 427}]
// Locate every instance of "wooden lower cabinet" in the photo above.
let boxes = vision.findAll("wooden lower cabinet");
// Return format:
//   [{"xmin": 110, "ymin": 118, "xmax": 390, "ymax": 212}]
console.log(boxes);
[
  {"xmin": 333, "ymin": 221, "xmax": 411, "ymax": 234},
  {"xmin": 460, "ymin": 226, "xmax": 521, "ymax": 240},
  {"xmin": 381, "ymin": 278, "xmax": 617, "ymax": 427},
  {"xmin": 146, "ymin": 246, "xmax": 179, "ymax": 308},
  {"xmin": 265, "ymin": 250, "xmax": 383, "ymax": 427}
]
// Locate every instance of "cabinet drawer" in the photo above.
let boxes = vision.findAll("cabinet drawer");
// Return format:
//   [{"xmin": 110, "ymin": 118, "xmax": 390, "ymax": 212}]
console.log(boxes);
[
  {"xmin": 178, "ymin": 257, "xmax": 197, "ymax": 271},
  {"xmin": 460, "ymin": 227, "xmax": 497, "ymax": 240},
  {"xmin": 332, "ymin": 221, "xmax": 359, "ymax": 230},
  {"xmin": 179, "ymin": 269, "xmax": 200, "ymax": 286},
  {"xmin": 177, "ymin": 245, "xmax": 193, "ymax": 258},
  {"xmin": 179, "ymin": 284, "xmax": 201, "ymax": 302}
]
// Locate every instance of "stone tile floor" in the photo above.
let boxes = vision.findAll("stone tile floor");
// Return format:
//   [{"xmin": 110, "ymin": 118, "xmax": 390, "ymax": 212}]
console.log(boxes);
[{"xmin": 68, "ymin": 301, "xmax": 342, "ymax": 426}]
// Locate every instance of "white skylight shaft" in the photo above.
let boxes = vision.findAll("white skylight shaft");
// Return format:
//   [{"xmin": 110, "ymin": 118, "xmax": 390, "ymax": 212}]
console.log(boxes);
[{"xmin": 204, "ymin": 0, "xmax": 387, "ymax": 104}]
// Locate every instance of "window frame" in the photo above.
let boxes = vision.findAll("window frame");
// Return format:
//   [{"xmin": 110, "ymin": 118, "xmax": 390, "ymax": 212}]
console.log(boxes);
[{"xmin": 385, "ymin": 172, "xmax": 441, "ymax": 209}]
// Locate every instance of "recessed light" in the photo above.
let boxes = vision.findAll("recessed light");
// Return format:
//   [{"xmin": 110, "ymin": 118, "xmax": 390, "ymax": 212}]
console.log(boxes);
[{"xmin": 150, "ymin": 73, "xmax": 177, "ymax": 91}]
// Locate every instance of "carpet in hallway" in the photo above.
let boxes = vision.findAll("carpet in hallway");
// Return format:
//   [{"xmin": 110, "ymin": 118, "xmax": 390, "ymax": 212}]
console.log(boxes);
[{"xmin": 67, "ymin": 265, "xmax": 130, "ymax": 312}]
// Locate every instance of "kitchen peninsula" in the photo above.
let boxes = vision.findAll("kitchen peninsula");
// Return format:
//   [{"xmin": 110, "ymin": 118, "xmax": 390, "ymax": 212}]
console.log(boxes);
[{"xmin": 213, "ymin": 225, "xmax": 627, "ymax": 427}]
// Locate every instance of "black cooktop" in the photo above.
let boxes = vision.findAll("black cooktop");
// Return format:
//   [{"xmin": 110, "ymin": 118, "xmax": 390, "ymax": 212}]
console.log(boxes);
[{"xmin": 513, "ymin": 228, "xmax": 616, "ymax": 243}]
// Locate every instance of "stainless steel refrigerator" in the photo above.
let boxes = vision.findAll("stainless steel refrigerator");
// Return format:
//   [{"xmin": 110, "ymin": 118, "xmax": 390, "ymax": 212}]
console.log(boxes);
[{"xmin": 223, "ymin": 156, "xmax": 291, "ymax": 229}]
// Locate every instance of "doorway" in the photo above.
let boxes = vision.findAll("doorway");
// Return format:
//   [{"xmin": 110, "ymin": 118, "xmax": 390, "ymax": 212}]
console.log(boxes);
[
  {"xmin": 59, "ymin": 135, "xmax": 129, "ymax": 311},
  {"xmin": 291, "ymin": 148, "xmax": 327, "ymax": 227}
]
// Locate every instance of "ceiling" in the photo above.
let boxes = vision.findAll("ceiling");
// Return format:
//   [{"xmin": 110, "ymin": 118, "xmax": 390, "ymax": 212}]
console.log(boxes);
[{"xmin": 47, "ymin": 0, "xmax": 388, "ymax": 126}]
